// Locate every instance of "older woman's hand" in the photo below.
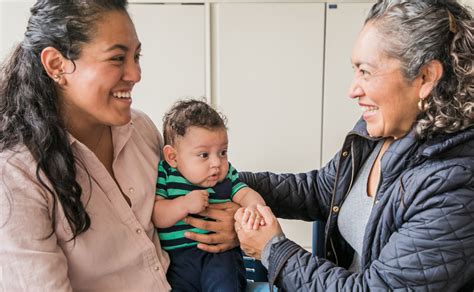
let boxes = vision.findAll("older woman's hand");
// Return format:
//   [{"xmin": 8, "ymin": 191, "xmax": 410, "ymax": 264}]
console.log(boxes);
[
  {"xmin": 235, "ymin": 204, "xmax": 283, "ymax": 259},
  {"xmin": 183, "ymin": 201, "xmax": 240, "ymax": 253}
]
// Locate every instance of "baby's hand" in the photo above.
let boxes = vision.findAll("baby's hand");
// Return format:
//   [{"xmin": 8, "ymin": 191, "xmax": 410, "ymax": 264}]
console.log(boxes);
[
  {"xmin": 241, "ymin": 205, "xmax": 266, "ymax": 230},
  {"xmin": 184, "ymin": 190, "xmax": 209, "ymax": 214}
]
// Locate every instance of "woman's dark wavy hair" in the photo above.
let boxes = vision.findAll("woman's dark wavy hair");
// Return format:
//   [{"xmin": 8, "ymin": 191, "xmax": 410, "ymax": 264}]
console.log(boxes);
[
  {"xmin": 366, "ymin": 0, "xmax": 473, "ymax": 139},
  {"xmin": 0, "ymin": 0, "xmax": 128, "ymax": 239}
]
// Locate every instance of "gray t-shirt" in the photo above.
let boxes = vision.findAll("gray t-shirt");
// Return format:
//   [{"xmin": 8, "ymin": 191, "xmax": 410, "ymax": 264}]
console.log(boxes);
[{"xmin": 337, "ymin": 140, "xmax": 383, "ymax": 272}]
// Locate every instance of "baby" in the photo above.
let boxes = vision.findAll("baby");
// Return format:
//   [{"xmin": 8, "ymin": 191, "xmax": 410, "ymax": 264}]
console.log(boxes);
[{"xmin": 153, "ymin": 99, "xmax": 265, "ymax": 291}]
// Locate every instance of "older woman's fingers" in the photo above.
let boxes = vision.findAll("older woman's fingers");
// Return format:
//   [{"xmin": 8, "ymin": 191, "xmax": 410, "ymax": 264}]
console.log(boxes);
[
  {"xmin": 234, "ymin": 207, "xmax": 245, "ymax": 222},
  {"xmin": 242, "ymin": 208, "xmax": 251, "ymax": 225},
  {"xmin": 252, "ymin": 215, "xmax": 261, "ymax": 230},
  {"xmin": 234, "ymin": 221, "xmax": 242, "ymax": 232},
  {"xmin": 256, "ymin": 205, "xmax": 275, "ymax": 223}
]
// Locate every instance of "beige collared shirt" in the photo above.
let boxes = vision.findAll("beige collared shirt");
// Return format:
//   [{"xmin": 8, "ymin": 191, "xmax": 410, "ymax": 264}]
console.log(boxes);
[{"xmin": 0, "ymin": 109, "xmax": 171, "ymax": 291}]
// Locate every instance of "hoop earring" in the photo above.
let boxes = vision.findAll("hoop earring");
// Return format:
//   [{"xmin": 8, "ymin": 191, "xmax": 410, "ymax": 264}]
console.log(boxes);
[{"xmin": 418, "ymin": 98, "xmax": 427, "ymax": 111}]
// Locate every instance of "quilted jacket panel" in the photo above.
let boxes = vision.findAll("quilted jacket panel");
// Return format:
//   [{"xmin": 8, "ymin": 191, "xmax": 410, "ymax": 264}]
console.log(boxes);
[{"xmin": 240, "ymin": 120, "xmax": 474, "ymax": 291}]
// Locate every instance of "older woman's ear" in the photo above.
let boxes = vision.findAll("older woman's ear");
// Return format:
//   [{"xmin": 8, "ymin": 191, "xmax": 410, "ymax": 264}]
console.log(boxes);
[{"xmin": 418, "ymin": 60, "xmax": 443, "ymax": 99}]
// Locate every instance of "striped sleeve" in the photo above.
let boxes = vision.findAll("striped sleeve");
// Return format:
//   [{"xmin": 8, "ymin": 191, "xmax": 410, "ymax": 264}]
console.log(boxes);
[
  {"xmin": 156, "ymin": 160, "xmax": 169, "ymax": 198},
  {"xmin": 227, "ymin": 163, "xmax": 247, "ymax": 198}
]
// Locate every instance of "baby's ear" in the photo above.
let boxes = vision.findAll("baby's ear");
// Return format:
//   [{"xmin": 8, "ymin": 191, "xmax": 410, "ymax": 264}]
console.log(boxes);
[{"xmin": 163, "ymin": 145, "xmax": 178, "ymax": 168}]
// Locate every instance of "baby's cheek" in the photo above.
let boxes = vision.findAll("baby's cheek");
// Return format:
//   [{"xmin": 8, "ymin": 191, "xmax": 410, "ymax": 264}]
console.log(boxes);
[{"xmin": 220, "ymin": 164, "xmax": 229, "ymax": 180}]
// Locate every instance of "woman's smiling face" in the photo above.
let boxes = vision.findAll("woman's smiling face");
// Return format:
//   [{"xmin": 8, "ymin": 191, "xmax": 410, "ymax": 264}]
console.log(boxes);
[
  {"xmin": 59, "ymin": 10, "xmax": 142, "ymax": 129},
  {"xmin": 348, "ymin": 22, "xmax": 422, "ymax": 139}
]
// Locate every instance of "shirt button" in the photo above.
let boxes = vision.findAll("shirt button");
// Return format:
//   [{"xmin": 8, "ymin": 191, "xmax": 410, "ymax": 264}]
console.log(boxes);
[
  {"xmin": 375, "ymin": 200, "xmax": 380, "ymax": 204},
  {"xmin": 153, "ymin": 266, "xmax": 159, "ymax": 271},
  {"xmin": 332, "ymin": 206, "xmax": 340, "ymax": 213},
  {"xmin": 342, "ymin": 151, "xmax": 349, "ymax": 157},
  {"xmin": 129, "ymin": 188, "xmax": 135, "ymax": 193},
  {"xmin": 136, "ymin": 229, "xmax": 142, "ymax": 234}
]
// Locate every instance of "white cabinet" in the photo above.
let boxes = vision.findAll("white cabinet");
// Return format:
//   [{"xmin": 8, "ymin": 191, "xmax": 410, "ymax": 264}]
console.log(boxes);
[
  {"xmin": 321, "ymin": 2, "xmax": 374, "ymax": 165},
  {"xmin": 128, "ymin": 4, "xmax": 207, "ymax": 131},
  {"xmin": 211, "ymin": 3, "xmax": 325, "ymax": 249},
  {"xmin": 212, "ymin": 2, "xmax": 324, "ymax": 172}
]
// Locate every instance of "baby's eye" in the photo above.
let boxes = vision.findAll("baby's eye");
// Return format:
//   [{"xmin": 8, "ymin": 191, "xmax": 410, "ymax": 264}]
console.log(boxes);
[
  {"xmin": 219, "ymin": 150, "xmax": 228, "ymax": 157},
  {"xmin": 198, "ymin": 153, "xmax": 209, "ymax": 158}
]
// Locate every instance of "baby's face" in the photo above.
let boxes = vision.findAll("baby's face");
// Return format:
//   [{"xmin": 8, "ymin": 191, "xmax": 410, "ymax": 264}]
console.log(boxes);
[{"xmin": 173, "ymin": 126, "xmax": 229, "ymax": 188}]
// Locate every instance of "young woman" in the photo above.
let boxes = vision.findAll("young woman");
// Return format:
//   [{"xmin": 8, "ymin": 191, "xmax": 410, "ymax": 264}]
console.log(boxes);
[{"xmin": 0, "ymin": 1, "xmax": 237, "ymax": 290}]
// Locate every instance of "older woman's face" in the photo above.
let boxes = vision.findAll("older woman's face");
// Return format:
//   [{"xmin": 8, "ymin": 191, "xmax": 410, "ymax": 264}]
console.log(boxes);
[
  {"xmin": 59, "ymin": 10, "xmax": 141, "ymax": 129},
  {"xmin": 348, "ymin": 23, "xmax": 422, "ymax": 139}
]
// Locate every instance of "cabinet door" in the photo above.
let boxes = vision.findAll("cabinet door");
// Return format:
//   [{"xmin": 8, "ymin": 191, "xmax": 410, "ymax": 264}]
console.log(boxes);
[
  {"xmin": 322, "ymin": 2, "xmax": 374, "ymax": 165},
  {"xmin": 212, "ymin": 3, "xmax": 325, "ymax": 250},
  {"xmin": 128, "ymin": 4, "xmax": 206, "ymax": 130},
  {"xmin": 0, "ymin": 0, "xmax": 35, "ymax": 61}
]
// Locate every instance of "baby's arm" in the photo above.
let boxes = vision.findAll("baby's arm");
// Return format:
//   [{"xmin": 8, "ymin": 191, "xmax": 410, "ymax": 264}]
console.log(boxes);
[
  {"xmin": 153, "ymin": 190, "xmax": 209, "ymax": 228},
  {"xmin": 232, "ymin": 187, "xmax": 266, "ymax": 230}
]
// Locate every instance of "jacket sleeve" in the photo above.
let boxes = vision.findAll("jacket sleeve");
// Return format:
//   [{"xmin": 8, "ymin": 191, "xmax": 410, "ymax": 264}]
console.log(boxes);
[
  {"xmin": 266, "ymin": 165, "xmax": 474, "ymax": 291},
  {"xmin": 239, "ymin": 152, "xmax": 340, "ymax": 221},
  {"xmin": 0, "ymin": 157, "xmax": 73, "ymax": 291}
]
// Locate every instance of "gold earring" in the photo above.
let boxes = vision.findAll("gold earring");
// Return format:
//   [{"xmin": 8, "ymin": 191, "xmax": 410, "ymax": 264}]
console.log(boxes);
[
  {"xmin": 53, "ymin": 71, "xmax": 64, "ymax": 83},
  {"xmin": 418, "ymin": 98, "xmax": 427, "ymax": 111}
]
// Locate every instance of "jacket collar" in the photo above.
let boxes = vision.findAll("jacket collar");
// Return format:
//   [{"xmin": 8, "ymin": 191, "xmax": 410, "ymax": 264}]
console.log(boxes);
[{"xmin": 419, "ymin": 126, "xmax": 474, "ymax": 158}]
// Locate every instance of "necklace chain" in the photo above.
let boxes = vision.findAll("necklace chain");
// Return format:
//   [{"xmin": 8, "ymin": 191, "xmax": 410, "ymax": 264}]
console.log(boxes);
[{"xmin": 91, "ymin": 126, "xmax": 107, "ymax": 152}]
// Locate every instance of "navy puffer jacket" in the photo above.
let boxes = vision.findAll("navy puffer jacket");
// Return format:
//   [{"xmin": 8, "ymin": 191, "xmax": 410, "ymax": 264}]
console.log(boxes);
[{"xmin": 241, "ymin": 120, "xmax": 474, "ymax": 291}]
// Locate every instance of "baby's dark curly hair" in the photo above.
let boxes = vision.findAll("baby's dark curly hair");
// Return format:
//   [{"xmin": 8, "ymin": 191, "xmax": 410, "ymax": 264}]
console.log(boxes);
[{"xmin": 162, "ymin": 99, "xmax": 227, "ymax": 146}]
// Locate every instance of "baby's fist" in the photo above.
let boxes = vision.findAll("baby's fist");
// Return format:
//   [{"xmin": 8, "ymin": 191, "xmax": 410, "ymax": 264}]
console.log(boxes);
[
  {"xmin": 185, "ymin": 190, "xmax": 209, "ymax": 214},
  {"xmin": 242, "ymin": 205, "xmax": 266, "ymax": 230}
]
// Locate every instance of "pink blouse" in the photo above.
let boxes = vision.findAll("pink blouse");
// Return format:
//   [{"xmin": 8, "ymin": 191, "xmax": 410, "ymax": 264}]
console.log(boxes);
[{"xmin": 0, "ymin": 110, "xmax": 171, "ymax": 291}]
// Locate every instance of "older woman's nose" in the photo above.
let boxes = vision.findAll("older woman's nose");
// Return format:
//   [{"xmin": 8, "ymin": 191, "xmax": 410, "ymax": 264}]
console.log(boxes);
[{"xmin": 347, "ymin": 77, "xmax": 364, "ymax": 100}]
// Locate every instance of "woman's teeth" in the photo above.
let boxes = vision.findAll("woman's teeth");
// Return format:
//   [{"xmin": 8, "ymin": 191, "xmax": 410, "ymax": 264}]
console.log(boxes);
[
  {"xmin": 113, "ymin": 91, "xmax": 131, "ymax": 99},
  {"xmin": 362, "ymin": 105, "xmax": 378, "ymax": 113}
]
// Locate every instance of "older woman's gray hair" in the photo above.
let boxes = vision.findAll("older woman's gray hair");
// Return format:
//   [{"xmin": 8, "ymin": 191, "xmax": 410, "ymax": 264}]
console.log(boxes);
[{"xmin": 366, "ymin": 0, "xmax": 473, "ymax": 139}]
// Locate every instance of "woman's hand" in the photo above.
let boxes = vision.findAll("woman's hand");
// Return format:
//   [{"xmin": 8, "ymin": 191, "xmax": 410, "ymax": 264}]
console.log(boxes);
[
  {"xmin": 183, "ymin": 201, "xmax": 240, "ymax": 253},
  {"xmin": 235, "ymin": 204, "xmax": 283, "ymax": 259}
]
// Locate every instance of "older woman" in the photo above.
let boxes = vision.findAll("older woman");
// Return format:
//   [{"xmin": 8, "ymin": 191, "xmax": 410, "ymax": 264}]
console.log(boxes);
[{"xmin": 235, "ymin": 0, "xmax": 474, "ymax": 291}]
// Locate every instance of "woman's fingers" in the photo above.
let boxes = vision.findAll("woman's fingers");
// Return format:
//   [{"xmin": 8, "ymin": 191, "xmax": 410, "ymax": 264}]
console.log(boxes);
[
  {"xmin": 252, "ymin": 214, "xmax": 261, "ymax": 230},
  {"xmin": 183, "ymin": 203, "xmax": 241, "ymax": 253},
  {"xmin": 234, "ymin": 207, "xmax": 245, "ymax": 222},
  {"xmin": 257, "ymin": 204, "xmax": 274, "ymax": 223}
]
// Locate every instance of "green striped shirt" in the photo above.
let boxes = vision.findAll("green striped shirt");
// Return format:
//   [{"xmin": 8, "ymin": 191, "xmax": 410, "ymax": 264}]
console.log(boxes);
[{"xmin": 156, "ymin": 160, "xmax": 247, "ymax": 250}]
